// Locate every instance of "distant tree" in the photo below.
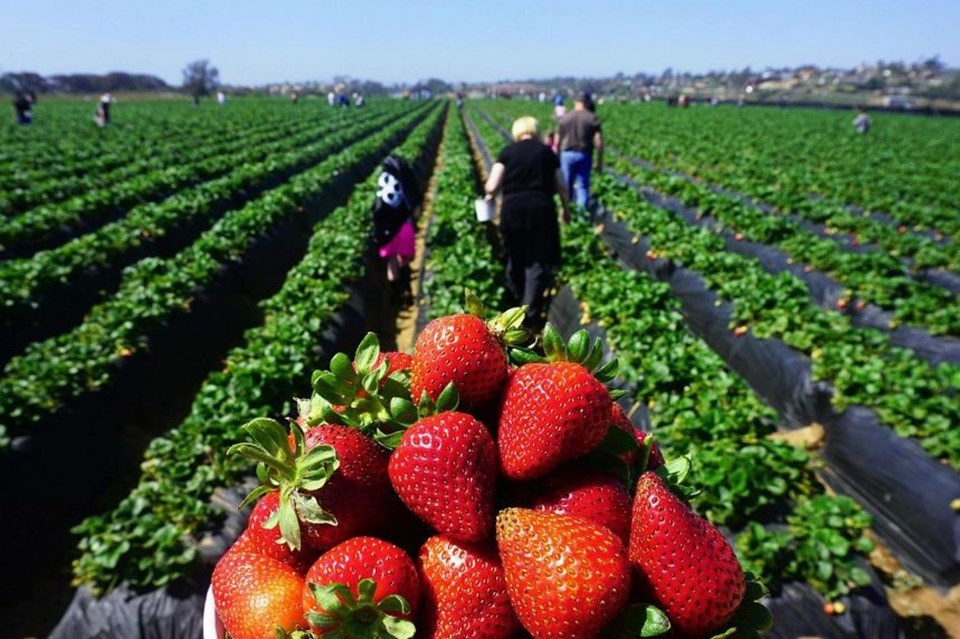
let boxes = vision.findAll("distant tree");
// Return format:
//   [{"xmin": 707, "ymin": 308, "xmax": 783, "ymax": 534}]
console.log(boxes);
[
  {"xmin": 411, "ymin": 78, "xmax": 452, "ymax": 96},
  {"xmin": 182, "ymin": 59, "xmax": 220, "ymax": 99},
  {"xmin": 921, "ymin": 55, "xmax": 945, "ymax": 74}
]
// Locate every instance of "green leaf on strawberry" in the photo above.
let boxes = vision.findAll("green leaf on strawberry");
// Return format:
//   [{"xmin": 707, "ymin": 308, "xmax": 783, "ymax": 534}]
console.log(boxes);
[
  {"xmin": 607, "ymin": 603, "xmax": 671, "ymax": 637},
  {"xmin": 228, "ymin": 417, "xmax": 340, "ymax": 550},
  {"xmin": 305, "ymin": 578, "xmax": 416, "ymax": 639}
]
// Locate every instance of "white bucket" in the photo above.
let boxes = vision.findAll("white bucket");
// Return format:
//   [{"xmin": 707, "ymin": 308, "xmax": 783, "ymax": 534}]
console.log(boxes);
[
  {"xmin": 475, "ymin": 197, "xmax": 496, "ymax": 222},
  {"xmin": 203, "ymin": 586, "xmax": 225, "ymax": 639}
]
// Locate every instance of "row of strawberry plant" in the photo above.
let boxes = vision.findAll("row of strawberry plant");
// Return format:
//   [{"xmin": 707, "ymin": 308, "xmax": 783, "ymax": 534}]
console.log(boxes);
[
  {"xmin": 465, "ymin": 104, "xmax": 877, "ymax": 603},
  {"xmin": 600, "ymin": 104, "xmax": 960, "ymax": 242},
  {"xmin": 0, "ymin": 107, "xmax": 404, "ymax": 343},
  {"xmin": 418, "ymin": 110, "xmax": 508, "ymax": 319},
  {"xmin": 0, "ymin": 104, "xmax": 431, "ymax": 446},
  {"xmin": 601, "ymin": 104, "xmax": 960, "ymax": 258},
  {"xmin": 0, "ymin": 99, "xmax": 300, "ymax": 191},
  {"xmin": 603, "ymin": 149, "xmax": 960, "ymax": 337},
  {"xmin": 589, "ymin": 174, "xmax": 960, "ymax": 468},
  {"xmin": 0, "ymin": 100, "xmax": 206, "ymax": 181},
  {"xmin": 0, "ymin": 105, "xmax": 388, "ymax": 255},
  {"xmin": 70, "ymin": 102, "xmax": 447, "ymax": 592},
  {"xmin": 1, "ymin": 105, "xmax": 306, "ymax": 216}
]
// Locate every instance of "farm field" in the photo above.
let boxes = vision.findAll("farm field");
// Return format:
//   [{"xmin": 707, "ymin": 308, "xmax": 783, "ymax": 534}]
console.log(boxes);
[{"xmin": 1, "ymin": 97, "xmax": 958, "ymax": 638}]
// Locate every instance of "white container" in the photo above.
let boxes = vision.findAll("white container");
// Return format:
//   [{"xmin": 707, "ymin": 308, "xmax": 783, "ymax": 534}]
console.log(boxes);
[
  {"xmin": 203, "ymin": 586, "xmax": 225, "ymax": 639},
  {"xmin": 475, "ymin": 197, "xmax": 496, "ymax": 222}
]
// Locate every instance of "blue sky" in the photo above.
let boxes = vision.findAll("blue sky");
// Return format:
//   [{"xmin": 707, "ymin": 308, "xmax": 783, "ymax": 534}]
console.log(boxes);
[{"xmin": 2, "ymin": 0, "xmax": 957, "ymax": 86}]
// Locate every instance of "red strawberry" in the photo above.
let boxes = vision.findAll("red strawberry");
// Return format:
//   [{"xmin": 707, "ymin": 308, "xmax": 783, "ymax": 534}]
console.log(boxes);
[
  {"xmin": 496, "ymin": 508, "xmax": 630, "ymax": 638},
  {"xmin": 411, "ymin": 313, "xmax": 510, "ymax": 411},
  {"xmin": 528, "ymin": 469, "xmax": 631, "ymax": 543},
  {"xmin": 231, "ymin": 419, "xmax": 395, "ymax": 554},
  {"xmin": 302, "ymin": 536, "xmax": 420, "ymax": 636},
  {"xmin": 242, "ymin": 491, "xmax": 316, "ymax": 573},
  {"xmin": 212, "ymin": 550, "xmax": 305, "ymax": 639},
  {"xmin": 610, "ymin": 403, "xmax": 664, "ymax": 470},
  {"xmin": 388, "ymin": 411, "xmax": 497, "ymax": 542},
  {"xmin": 629, "ymin": 472, "xmax": 746, "ymax": 638},
  {"xmin": 418, "ymin": 535, "xmax": 519, "ymax": 639},
  {"xmin": 298, "ymin": 424, "xmax": 396, "ymax": 552},
  {"xmin": 498, "ymin": 361, "xmax": 612, "ymax": 480}
]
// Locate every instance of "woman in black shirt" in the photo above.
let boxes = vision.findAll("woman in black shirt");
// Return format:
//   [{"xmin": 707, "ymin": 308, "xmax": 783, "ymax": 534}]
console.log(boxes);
[{"xmin": 484, "ymin": 116, "xmax": 571, "ymax": 330}]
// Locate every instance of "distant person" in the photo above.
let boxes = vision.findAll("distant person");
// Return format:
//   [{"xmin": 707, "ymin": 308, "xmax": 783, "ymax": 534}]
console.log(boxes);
[
  {"xmin": 484, "ymin": 116, "xmax": 571, "ymax": 331},
  {"xmin": 372, "ymin": 156, "xmax": 422, "ymax": 306},
  {"xmin": 12, "ymin": 92, "xmax": 32, "ymax": 125},
  {"xmin": 553, "ymin": 94, "xmax": 566, "ymax": 120},
  {"xmin": 291, "ymin": 90, "xmax": 300, "ymax": 104},
  {"xmin": 354, "ymin": 93, "xmax": 365, "ymax": 107},
  {"xmin": 556, "ymin": 92, "xmax": 603, "ymax": 212},
  {"xmin": 327, "ymin": 91, "xmax": 336, "ymax": 106},
  {"xmin": 95, "ymin": 92, "xmax": 113, "ymax": 126},
  {"xmin": 217, "ymin": 90, "xmax": 226, "ymax": 105},
  {"xmin": 853, "ymin": 106, "xmax": 871, "ymax": 135}
]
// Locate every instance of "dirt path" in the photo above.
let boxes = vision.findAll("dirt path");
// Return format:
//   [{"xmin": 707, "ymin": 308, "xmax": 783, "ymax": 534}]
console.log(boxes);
[{"xmin": 395, "ymin": 134, "xmax": 445, "ymax": 353}]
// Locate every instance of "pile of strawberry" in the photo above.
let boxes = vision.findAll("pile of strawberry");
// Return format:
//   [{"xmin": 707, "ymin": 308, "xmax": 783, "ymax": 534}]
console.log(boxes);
[{"xmin": 211, "ymin": 293, "xmax": 772, "ymax": 638}]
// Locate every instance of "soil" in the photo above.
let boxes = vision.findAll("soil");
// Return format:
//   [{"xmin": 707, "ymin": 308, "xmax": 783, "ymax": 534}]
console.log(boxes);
[
  {"xmin": 395, "ymin": 149, "xmax": 442, "ymax": 352},
  {"xmin": 867, "ymin": 532, "xmax": 960, "ymax": 638}
]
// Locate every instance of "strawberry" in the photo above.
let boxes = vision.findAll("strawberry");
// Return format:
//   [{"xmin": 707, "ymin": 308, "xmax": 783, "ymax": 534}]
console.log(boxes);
[
  {"xmin": 242, "ymin": 491, "xmax": 316, "ymax": 573},
  {"xmin": 498, "ymin": 327, "xmax": 617, "ymax": 480},
  {"xmin": 629, "ymin": 472, "xmax": 746, "ymax": 638},
  {"xmin": 496, "ymin": 508, "xmax": 630, "ymax": 638},
  {"xmin": 411, "ymin": 292, "xmax": 527, "ymax": 412},
  {"xmin": 212, "ymin": 549, "xmax": 305, "ymax": 639},
  {"xmin": 528, "ymin": 469, "xmax": 631, "ymax": 543},
  {"xmin": 388, "ymin": 410, "xmax": 497, "ymax": 542},
  {"xmin": 230, "ymin": 419, "xmax": 394, "ymax": 554},
  {"xmin": 418, "ymin": 535, "xmax": 519, "ymax": 639},
  {"xmin": 302, "ymin": 536, "xmax": 420, "ymax": 637},
  {"xmin": 610, "ymin": 403, "xmax": 664, "ymax": 471}
]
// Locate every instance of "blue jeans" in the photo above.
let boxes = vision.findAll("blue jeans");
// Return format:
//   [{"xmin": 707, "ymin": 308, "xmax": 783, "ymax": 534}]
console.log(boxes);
[{"xmin": 560, "ymin": 150, "xmax": 592, "ymax": 209}]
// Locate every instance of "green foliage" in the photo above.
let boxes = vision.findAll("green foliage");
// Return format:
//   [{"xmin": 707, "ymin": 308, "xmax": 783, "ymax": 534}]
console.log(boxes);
[
  {"xmin": 70, "ymin": 104, "xmax": 445, "ymax": 591},
  {"xmin": 736, "ymin": 496, "xmax": 875, "ymax": 601}
]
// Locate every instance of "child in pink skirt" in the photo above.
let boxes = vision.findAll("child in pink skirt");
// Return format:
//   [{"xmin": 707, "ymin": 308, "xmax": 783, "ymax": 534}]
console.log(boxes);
[{"xmin": 372, "ymin": 156, "xmax": 422, "ymax": 306}]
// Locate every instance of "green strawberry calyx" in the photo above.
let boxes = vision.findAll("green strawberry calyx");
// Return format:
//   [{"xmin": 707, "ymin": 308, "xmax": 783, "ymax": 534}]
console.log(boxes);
[
  {"xmin": 305, "ymin": 578, "xmax": 416, "ymax": 639},
  {"xmin": 514, "ymin": 324, "xmax": 624, "ymax": 396},
  {"xmin": 377, "ymin": 382, "xmax": 461, "ymax": 450},
  {"xmin": 607, "ymin": 602, "xmax": 671, "ymax": 637},
  {"xmin": 306, "ymin": 332, "xmax": 412, "ymax": 434},
  {"xmin": 228, "ymin": 417, "xmax": 340, "ymax": 551},
  {"xmin": 464, "ymin": 289, "xmax": 530, "ymax": 346}
]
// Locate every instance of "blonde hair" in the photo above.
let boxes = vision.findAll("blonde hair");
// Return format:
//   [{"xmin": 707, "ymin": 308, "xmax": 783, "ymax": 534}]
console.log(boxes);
[{"xmin": 511, "ymin": 116, "xmax": 540, "ymax": 141}]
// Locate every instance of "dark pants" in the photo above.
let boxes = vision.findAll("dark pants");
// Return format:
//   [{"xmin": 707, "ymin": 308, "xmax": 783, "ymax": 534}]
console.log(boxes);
[{"xmin": 504, "ymin": 251, "xmax": 553, "ymax": 330}]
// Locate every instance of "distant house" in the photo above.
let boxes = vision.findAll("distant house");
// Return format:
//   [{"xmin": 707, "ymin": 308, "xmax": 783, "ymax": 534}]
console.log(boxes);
[{"xmin": 884, "ymin": 95, "xmax": 914, "ymax": 109}]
